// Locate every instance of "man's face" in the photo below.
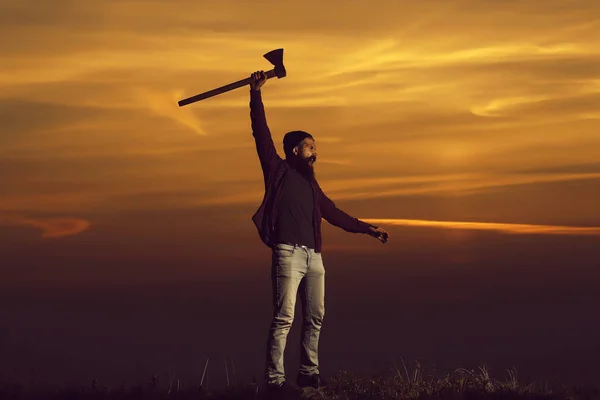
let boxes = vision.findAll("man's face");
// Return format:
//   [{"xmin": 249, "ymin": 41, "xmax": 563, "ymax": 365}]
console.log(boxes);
[
  {"xmin": 292, "ymin": 138, "xmax": 317, "ymax": 179},
  {"xmin": 293, "ymin": 138, "xmax": 317, "ymax": 167}
]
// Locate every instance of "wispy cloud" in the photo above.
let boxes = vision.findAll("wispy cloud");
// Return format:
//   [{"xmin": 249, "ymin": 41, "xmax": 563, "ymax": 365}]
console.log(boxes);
[
  {"xmin": 132, "ymin": 86, "xmax": 206, "ymax": 136},
  {"xmin": 362, "ymin": 218, "xmax": 600, "ymax": 236},
  {"xmin": 321, "ymin": 172, "xmax": 600, "ymax": 201},
  {"xmin": 0, "ymin": 213, "xmax": 91, "ymax": 238}
]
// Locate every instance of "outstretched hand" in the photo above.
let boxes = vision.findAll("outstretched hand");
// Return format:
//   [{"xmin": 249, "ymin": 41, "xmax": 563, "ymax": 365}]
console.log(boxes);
[{"xmin": 368, "ymin": 226, "xmax": 389, "ymax": 244}]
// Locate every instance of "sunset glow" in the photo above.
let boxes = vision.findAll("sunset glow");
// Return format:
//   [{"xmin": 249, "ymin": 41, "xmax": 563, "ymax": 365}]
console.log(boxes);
[{"xmin": 0, "ymin": 0, "xmax": 598, "ymax": 268}]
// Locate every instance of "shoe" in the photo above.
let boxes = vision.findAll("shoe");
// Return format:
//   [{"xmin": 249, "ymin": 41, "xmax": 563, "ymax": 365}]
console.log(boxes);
[
  {"xmin": 265, "ymin": 380, "xmax": 299, "ymax": 398},
  {"xmin": 296, "ymin": 373, "xmax": 326, "ymax": 388}
]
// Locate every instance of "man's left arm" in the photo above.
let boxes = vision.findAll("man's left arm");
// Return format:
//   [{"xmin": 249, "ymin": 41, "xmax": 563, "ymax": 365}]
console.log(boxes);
[{"xmin": 319, "ymin": 189, "xmax": 374, "ymax": 234}]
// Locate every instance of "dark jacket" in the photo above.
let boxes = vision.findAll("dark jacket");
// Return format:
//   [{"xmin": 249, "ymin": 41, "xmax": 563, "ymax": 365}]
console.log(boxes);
[{"xmin": 249, "ymin": 89, "xmax": 374, "ymax": 253}]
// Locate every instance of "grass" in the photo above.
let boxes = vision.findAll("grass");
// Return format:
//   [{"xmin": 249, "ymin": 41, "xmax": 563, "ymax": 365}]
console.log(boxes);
[{"xmin": 1, "ymin": 361, "xmax": 599, "ymax": 400}]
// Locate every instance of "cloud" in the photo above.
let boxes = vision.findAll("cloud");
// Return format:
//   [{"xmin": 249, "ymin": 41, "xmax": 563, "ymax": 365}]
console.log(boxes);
[
  {"xmin": 0, "ymin": 213, "xmax": 91, "ymax": 238},
  {"xmin": 516, "ymin": 162, "xmax": 600, "ymax": 175},
  {"xmin": 472, "ymin": 92, "xmax": 600, "ymax": 120},
  {"xmin": 0, "ymin": 95, "xmax": 215, "ymax": 161},
  {"xmin": 311, "ymin": 171, "xmax": 600, "ymax": 201},
  {"xmin": 132, "ymin": 86, "xmax": 206, "ymax": 136},
  {"xmin": 362, "ymin": 218, "xmax": 600, "ymax": 236}
]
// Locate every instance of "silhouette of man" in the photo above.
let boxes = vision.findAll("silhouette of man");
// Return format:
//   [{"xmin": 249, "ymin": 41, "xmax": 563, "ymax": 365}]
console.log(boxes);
[{"xmin": 248, "ymin": 70, "xmax": 389, "ymax": 395}]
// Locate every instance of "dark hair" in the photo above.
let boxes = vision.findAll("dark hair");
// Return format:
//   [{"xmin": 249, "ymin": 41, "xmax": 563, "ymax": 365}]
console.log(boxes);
[{"xmin": 283, "ymin": 130, "xmax": 314, "ymax": 158}]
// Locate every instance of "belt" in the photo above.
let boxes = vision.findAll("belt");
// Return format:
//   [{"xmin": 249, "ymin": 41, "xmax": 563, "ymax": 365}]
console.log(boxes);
[{"xmin": 281, "ymin": 242, "xmax": 311, "ymax": 250}]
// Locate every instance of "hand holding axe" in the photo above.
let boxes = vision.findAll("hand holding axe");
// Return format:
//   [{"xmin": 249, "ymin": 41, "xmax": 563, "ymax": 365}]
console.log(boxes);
[{"xmin": 178, "ymin": 48, "xmax": 286, "ymax": 107}]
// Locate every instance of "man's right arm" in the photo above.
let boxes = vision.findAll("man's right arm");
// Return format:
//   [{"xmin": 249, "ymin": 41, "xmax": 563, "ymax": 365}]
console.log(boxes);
[{"xmin": 250, "ymin": 88, "xmax": 282, "ymax": 180}]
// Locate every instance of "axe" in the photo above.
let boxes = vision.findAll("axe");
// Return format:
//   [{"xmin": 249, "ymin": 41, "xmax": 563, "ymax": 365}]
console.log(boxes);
[{"xmin": 178, "ymin": 48, "xmax": 286, "ymax": 107}]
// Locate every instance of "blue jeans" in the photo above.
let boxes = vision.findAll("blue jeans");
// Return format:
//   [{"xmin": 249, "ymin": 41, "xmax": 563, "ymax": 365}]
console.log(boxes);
[{"xmin": 265, "ymin": 243, "xmax": 325, "ymax": 385}]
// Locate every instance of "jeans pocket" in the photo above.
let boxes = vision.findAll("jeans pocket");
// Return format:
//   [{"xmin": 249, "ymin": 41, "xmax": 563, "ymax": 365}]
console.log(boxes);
[{"xmin": 275, "ymin": 243, "xmax": 295, "ymax": 256}]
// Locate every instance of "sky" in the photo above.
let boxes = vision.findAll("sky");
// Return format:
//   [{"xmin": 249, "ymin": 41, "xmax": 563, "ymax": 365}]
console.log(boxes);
[{"xmin": 1, "ymin": 0, "xmax": 600, "ymax": 391}]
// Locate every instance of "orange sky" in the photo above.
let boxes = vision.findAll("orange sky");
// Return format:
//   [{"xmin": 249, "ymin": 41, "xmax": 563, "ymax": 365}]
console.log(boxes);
[{"xmin": 1, "ymin": 0, "xmax": 600, "ymax": 271}]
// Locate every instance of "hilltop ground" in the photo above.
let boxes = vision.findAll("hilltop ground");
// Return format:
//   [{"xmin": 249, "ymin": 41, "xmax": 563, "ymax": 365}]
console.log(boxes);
[{"xmin": 2, "ymin": 363, "xmax": 599, "ymax": 400}]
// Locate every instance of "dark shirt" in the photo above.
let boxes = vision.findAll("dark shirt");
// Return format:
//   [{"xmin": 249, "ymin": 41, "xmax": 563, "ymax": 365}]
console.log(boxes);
[
  {"xmin": 273, "ymin": 167, "xmax": 315, "ymax": 248},
  {"xmin": 249, "ymin": 88, "xmax": 374, "ymax": 253}
]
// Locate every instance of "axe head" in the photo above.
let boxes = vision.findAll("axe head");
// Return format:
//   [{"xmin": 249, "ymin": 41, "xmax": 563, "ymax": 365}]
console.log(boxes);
[{"xmin": 263, "ymin": 48, "xmax": 286, "ymax": 78}]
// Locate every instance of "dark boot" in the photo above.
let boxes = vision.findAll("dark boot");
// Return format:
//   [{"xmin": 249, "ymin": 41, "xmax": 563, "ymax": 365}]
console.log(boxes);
[
  {"xmin": 265, "ymin": 380, "xmax": 300, "ymax": 399},
  {"xmin": 296, "ymin": 373, "xmax": 326, "ymax": 388}
]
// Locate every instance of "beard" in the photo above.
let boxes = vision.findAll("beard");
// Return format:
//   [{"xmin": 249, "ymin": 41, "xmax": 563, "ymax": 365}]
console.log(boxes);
[{"xmin": 290, "ymin": 155, "xmax": 316, "ymax": 181}]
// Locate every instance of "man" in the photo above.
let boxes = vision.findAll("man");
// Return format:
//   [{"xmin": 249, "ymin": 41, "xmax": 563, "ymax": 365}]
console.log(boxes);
[{"xmin": 248, "ymin": 70, "xmax": 389, "ymax": 396}]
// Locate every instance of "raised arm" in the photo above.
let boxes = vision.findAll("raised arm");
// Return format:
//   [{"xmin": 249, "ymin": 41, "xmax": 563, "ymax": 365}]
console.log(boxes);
[{"xmin": 249, "ymin": 71, "xmax": 282, "ymax": 183}]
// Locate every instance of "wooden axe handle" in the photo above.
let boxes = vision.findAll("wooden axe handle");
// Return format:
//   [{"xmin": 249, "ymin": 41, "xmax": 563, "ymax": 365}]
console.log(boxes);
[{"xmin": 178, "ymin": 69, "xmax": 277, "ymax": 107}]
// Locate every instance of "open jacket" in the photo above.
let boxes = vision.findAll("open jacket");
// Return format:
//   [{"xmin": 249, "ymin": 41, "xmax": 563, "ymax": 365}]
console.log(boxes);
[{"xmin": 249, "ymin": 89, "xmax": 373, "ymax": 253}]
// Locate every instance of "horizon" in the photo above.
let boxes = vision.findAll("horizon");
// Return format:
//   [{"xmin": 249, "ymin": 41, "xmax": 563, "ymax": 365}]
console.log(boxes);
[{"xmin": 1, "ymin": 0, "xmax": 600, "ymax": 391}]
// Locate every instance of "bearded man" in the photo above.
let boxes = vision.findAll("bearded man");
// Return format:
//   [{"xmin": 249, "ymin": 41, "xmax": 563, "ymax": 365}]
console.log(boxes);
[{"xmin": 248, "ymin": 70, "xmax": 389, "ymax": 397}]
